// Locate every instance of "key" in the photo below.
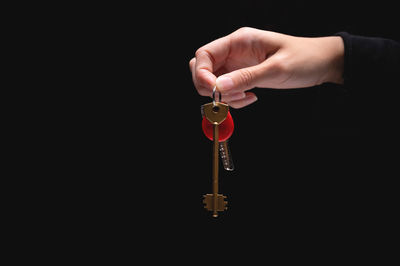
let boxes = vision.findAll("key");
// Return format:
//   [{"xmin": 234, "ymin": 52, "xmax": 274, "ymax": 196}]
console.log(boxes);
[
  {"xmin": 201, "ymin": 101, "xmax": 229, "ymax": 217},
  {"xmin": 219, "ymin": 140, "xmax": 234, "ymax": 171},
  {"xmin": 201, "ymin": 106, "xmax": 235, "ymax": 171}
]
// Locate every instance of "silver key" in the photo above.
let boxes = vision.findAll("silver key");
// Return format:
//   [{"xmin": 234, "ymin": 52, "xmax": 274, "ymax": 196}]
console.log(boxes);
[{"xmin": 219, "ymin": 140, "xmax": 234, "ymax": 171}]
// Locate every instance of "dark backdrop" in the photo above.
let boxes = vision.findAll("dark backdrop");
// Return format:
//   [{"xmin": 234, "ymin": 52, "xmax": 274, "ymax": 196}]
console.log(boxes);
[
  {"xmin": 79, "ymin": 1, "xmax": 399, "ymax": 252},
  {"xmin": 141, "ymin": 1, "xmax": 399, "ymax": 218}
]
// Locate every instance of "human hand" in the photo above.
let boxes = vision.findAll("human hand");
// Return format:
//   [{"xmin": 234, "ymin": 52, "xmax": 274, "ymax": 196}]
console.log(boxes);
[{"xmin": 190, "ymin": 27, "xmax": 344, "ymax": 108}]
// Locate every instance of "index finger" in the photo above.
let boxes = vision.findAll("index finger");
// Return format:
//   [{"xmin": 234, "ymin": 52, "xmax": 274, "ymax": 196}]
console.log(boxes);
[{"xmin": 194, "ymin": 35, "xmax": 231, "ymax": 94}]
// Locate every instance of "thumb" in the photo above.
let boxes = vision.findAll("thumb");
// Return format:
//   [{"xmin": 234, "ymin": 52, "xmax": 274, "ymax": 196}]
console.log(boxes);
[{"xmin": 216, "ymin": 64, "xmax": 265, "ymax": 93}]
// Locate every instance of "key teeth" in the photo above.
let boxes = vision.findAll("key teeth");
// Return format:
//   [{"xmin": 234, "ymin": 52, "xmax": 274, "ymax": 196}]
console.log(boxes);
[{"xmin": 203, "ymin": 194, "xmax": 228, "ymax": 214}]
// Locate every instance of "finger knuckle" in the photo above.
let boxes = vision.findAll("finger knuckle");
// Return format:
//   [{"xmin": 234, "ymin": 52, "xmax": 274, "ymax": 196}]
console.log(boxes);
[
  {"xmin": 195, "ymin": 48, "xmax": 203, "ymax": 57},
  {"xmin": 235, "ymin": 27, "xmax": 254, "ymax": 36},
  {"xmin": 238, "ymin": 68, "xmax": 254, "ymax": 88},
  {"xmin": 195, "ymin": 48, "xmax": 210, "ymax": 60},
  {"xmin": 270, "ymin": 56, "xmax": 289, "ymax": 73}
]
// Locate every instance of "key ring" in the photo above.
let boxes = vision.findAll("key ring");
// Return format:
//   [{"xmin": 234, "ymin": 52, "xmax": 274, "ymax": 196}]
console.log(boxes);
[{"xmin": 212, "ymin": 86, "xmax": 221, "ymax": 106}]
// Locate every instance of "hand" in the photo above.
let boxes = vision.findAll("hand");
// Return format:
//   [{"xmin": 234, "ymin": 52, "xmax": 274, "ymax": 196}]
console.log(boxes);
[{"xmin": 189, "ymin": 27, "xmax": 344, "ymax": 108}]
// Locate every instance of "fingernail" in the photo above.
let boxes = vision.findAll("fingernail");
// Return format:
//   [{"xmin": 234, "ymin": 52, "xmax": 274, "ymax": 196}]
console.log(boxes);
[
  {"xmin": 216, "ymin": 76, "xmax": 234, "ymax": 92},
  {"xmin": 243, "ymin": 93, "xmax": 258, "ymax": 106},
  {"xmin": 249, "ymin": 95, "xmax": 258, "ymax": 103}
]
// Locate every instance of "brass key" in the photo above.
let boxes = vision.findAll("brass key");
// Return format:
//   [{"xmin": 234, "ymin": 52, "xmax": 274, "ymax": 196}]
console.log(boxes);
[
  {"xmin": 201, "ymin": 106, "xmax": 234, "ymax": 171},
  {"xmin": 202, "ymin": 101, "xmax": 229, "ymax": 217}
]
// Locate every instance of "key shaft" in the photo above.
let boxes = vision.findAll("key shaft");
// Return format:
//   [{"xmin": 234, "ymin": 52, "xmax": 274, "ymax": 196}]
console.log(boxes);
[{"xmin": 212, "ymin": 123, "xmax": 219, "ymax": 217}]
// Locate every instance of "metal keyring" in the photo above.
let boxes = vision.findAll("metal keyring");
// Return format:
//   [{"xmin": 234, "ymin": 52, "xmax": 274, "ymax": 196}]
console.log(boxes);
[{"xmin": 212, "ymin": 86, "xmax": 221, "ymax": 106}]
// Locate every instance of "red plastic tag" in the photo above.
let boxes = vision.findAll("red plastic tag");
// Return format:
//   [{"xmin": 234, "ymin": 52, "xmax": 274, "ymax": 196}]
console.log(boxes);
[{"xmin": 202, "ymin": 111, "xmax": 234, "ymax": 142}]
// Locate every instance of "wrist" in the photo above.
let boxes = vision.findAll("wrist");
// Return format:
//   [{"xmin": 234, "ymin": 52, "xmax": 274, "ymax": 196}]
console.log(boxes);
[{"xmin": 325, "ymin": 36, "xmax": 345, "ymax": 84}]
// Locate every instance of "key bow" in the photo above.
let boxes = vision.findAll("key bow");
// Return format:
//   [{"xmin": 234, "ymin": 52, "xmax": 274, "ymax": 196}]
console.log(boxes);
[{"xmin": 202, "ymin": 102, "xmax": 229, "ymax": 125}]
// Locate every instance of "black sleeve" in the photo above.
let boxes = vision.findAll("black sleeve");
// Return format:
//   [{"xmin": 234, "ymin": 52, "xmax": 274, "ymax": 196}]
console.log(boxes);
[{"xmin": 335, "ymin": 32, "xmax": 400, "ymax": 89}]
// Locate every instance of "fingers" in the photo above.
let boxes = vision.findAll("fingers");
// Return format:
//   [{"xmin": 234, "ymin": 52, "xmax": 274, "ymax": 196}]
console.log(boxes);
[
  {"xmin": 227, "ymin": 92, "xmax": 258, "ymax": 109},
  {"xmin": 190, "ymin": 58, "xmax": 244, "ymax": 100},
  {"xmin": 191, "ymin": 53, "xmax": 267, "ymax": 98},
  {"xmin": 189, "ymin": 57, "xmax": 195, "ymax": 71},
  {"xmin": 190, "ymin": 57, "xmax": 210, "ymax": 97},
  {"xmin": 190, "ymin": 56, "xmax": 258, "ymax": 108},
  {"xmin": 189, "ymin": 63, "xmax": 258, "ymax": 108},
  {"xmin": 189, "ymin": 27, "xmax": 274, "ymax": 108},
  {"xmin": 216, "ymin": 62, "xmax": 267, "ymax": 94},
  {"xmin": 221, "ymin": 92, "xmax": 246, "ymax": 102},
  {"xmin": 190, "ymin": 35, "xmax": 232, "ymax": 96}
]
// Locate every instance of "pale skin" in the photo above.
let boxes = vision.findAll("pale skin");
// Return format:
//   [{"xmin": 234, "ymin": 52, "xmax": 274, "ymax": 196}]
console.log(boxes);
[{"xmin": 189, "ymin": 27, "xmax": 344, "ymax": 108}]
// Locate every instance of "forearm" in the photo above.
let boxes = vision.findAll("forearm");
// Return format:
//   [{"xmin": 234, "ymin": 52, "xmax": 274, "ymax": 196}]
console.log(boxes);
[{"xmin": 336, "ymin": 32, "xmax": 400, "ymax": 88}]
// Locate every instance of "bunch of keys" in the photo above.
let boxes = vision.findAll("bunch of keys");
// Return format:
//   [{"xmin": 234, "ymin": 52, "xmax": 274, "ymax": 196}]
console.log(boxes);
[{"xmin": 201, "ymin": 87, "xmax": 235, "ymax": 217}]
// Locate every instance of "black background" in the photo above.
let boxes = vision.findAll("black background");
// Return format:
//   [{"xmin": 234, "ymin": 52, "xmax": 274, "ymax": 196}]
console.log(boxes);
[
  {"xmin": 63, "ymin": 1, "xmax": 399, "ymax": 255},
  {"xmin": 128, "ymin": 2, "xmax": 398, "ymax": 216}
]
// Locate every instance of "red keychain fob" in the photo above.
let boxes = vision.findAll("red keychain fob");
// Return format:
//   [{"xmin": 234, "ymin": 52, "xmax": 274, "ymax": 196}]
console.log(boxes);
[{"xmin": 202, "ymin": 110, "xmax": 234, "ymax": 142}]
